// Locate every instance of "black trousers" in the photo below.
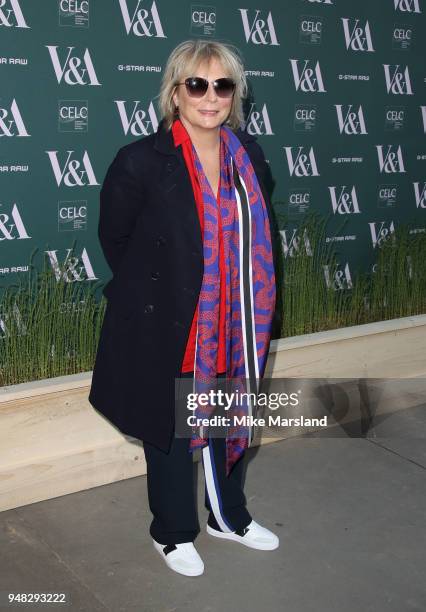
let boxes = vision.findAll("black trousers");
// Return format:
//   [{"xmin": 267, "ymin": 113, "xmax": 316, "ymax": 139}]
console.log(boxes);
[{"xmin": 142, "ymin": 371, "xmax": 252, "ymax": 545}]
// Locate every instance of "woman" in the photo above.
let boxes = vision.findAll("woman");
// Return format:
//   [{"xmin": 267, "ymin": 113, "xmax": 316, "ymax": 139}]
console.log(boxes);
[{"xmin": 89, "ymin": 39, "xmax": 279, "ymax": 577}]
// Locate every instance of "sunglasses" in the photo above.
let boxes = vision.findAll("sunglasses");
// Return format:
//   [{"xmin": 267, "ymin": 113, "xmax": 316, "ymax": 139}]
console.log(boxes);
[{"xmin": 176, "ymin": 77, "xmax": 236, "ymax": 99}]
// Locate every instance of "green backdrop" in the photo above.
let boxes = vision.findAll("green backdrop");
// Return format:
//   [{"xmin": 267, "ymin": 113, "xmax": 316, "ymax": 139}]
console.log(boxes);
[{"xmin": 1, "ymin": 0, "xmax": 425, "ymax": 295}]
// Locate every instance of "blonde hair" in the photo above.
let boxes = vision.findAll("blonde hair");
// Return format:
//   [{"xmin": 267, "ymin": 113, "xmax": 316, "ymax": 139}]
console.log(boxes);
[{"xmin": 158, "ymin": 39, "xmax": 248, "ymax": 131}]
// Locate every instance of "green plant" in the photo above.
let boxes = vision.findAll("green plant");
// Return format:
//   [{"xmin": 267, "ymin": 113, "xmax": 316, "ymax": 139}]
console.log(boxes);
[
  {"xmin": 368, "ymin": 226, "xmax": 426, "ymax": 321},
  {"xmin": 272, "ymin": 210, "xmax": 426, "ymax": 338},
  {"xmin": 0, "ymin": 218, "xmax": 424, "ymax": 387},
  {"xmin": 0, "ymin": 251, "xmax": 106, "ymax": 387}
]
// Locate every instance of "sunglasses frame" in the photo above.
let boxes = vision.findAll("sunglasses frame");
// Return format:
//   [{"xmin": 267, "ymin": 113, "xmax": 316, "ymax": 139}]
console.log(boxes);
[{"xmin": 176, "ymin": 76, "xmax": 236, "ymax": 99}]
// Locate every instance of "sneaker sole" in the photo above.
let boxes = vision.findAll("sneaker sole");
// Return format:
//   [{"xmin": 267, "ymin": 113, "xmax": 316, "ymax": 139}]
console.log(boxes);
[{"xmin": 206, "ymin": 524, "xmax": 279, "ymax": 550}]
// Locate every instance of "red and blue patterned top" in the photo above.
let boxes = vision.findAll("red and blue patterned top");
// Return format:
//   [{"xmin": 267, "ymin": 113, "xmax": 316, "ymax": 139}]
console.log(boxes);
[{"xmin": 172, "ymin": 118, "xmax": 226, "ymax": 375}]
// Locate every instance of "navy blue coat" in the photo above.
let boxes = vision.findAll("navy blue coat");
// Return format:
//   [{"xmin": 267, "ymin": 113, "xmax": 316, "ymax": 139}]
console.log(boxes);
[{"xmin": 88, "ymin": 117, "xmax": 279, "ymax": 452}]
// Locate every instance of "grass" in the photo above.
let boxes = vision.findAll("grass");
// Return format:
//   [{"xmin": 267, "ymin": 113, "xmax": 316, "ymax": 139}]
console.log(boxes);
[
  {"xmin": 0, "ymin": 217, "xmax": 425, "ymax": 387},
  {"xmin": 0, "ymin": 251, "xmax": 106, "ymax": 387},
  {"xmin": 274, "ymin": 212, "xmax": 426, "ymax": 338}
]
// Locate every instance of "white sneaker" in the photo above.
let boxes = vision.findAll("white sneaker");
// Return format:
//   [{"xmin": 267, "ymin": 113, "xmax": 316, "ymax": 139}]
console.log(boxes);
[
  {"xmin": 152, "ymin": 539, "xmax": 204, "ymax": 576},
  {"xmin": 206, "ymin": 519, "xmax": 279, "ymax": 551}
]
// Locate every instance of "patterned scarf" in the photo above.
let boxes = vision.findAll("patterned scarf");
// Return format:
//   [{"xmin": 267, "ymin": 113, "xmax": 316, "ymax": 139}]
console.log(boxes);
[{"xmin": 186, "ymin": 124, "xmax": 276, "ymax": 477}]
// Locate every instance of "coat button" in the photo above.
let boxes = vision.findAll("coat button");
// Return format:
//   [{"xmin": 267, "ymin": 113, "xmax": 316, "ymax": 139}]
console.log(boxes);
[
  {"xmin": 151, "ymin": 271, "xmax": 160, "ymax": 280},
  {"xmin": 156, "ymin": 236, "xmax": 167, "ymax": 247},
  {"xmin": 144, "ymin": 304, "xmax": 154, "ymax": 314}
]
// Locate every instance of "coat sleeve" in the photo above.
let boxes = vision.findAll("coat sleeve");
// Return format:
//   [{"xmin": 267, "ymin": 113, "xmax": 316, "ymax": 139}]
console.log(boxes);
[{"xmin": 98, "ymin": 146, "xmax": 144, "ymax": 277}]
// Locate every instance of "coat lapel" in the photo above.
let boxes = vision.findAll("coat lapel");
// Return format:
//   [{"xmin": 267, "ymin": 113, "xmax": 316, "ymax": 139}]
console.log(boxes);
[{"xmin": 154, "ymin": 119, "xmax": 203, "ymax": 253}]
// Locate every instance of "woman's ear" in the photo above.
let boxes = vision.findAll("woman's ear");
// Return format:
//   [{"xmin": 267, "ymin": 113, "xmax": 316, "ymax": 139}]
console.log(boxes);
[{"xmin": 172, "ymin": 89, "xmax": 178, "ymax": 108}]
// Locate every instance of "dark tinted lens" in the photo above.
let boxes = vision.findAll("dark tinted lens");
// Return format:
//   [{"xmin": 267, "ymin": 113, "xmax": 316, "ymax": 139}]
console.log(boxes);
[
  {"xmin": 214, "ymin": 78, "xmax": 235, "ymax": 98},
  {"xmin": 185, "ymin": 77, "xmax": 208, "ymax": 97},
  {"xmin": 184, "ymin": 77, "xmax": 235, "ymax": 98}
]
